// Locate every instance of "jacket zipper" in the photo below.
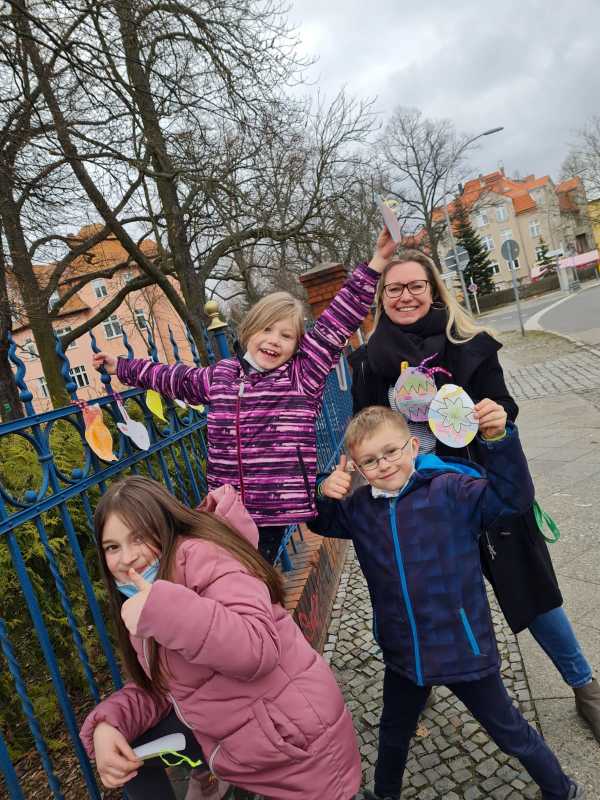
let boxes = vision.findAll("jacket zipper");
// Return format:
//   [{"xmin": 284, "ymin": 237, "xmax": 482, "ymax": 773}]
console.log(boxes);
[
  {"xmin": 296, "ymin": 445, "xmax": 312, "ymax": 505},
  {"xmin": 459, "ymin": 608, "xmax": 482, "ymax": 656},
  {"xmin": 141, "ymin": 640, "xmax": 193, "ymax": 730},
  {"xmin": 236, "ymin": 380, "xmax": 246, "ymax": 504},
  {"xmin": 388, "ymin": 498, "xmax": 424, "ymax": 685}
]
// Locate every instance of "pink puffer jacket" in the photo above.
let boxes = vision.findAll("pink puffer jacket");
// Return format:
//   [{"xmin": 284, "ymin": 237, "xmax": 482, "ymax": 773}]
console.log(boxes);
[{"xmin": 80, "ymin": 487, "xmax": 361, "ymax": 800}]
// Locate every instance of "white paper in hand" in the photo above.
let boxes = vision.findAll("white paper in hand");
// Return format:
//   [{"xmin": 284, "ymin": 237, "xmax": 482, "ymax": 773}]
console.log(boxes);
[
  {"xmin": 376, "ymin": 196, "xmax": 403, "ymax": 243},
  {"xmin": 133, "ymin": 733, "xmax": 186, "ymax": 760}
]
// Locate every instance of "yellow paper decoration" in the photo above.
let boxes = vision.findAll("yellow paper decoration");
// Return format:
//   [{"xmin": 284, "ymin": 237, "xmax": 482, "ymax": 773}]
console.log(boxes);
[
  {"xmin": 146, "ymin": 390, "xmax": 167, "ymax": 421},
  {"xmin": 82, "ymin": 405, "xmax": 117, "ymax": 462}
]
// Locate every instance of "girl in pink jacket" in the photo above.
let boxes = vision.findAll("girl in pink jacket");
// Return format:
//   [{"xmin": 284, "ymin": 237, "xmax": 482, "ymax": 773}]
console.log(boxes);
[
  {"xmin": 93, "ymin": 230, "xmax": 396, "ymax": 563},
  {"xmin": 80, "ymin": 476, "xmax": 362, "ymax": 800}
]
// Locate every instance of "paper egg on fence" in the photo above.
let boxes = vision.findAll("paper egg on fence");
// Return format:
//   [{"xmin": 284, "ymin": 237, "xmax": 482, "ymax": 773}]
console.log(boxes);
[
  {"xmin": 428, "ymin": 383, "xmax": 478, "ymax": 448},
  {"xmin": 145, "ymin": 389, "xmax": 167, "ymax": 422},
  {"xmin": 82, "ymin": 405, "xmax": 117, "ymax": 461},
  {"xmin": 116, "ymin": 399, "xmax": 151, "ymax": 451},
  {"xmin": 393, "ymin": 368, "xmax": 437, "ymax": 422}
]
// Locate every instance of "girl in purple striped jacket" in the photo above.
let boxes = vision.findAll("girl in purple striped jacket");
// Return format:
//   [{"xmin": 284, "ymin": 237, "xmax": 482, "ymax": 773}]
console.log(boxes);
[{"xmin": 93, "ymin": 229, "xmax": 396, "ymax": 562}]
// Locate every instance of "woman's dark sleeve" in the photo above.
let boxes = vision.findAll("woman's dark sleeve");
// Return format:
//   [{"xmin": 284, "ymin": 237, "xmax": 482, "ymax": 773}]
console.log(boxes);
[
  {"xmin": 349, "ymin": 348, "xmax": 381, "ymax": 414},
  {"xmin": 470, "ymin": 351, "xmax": 519, "ymax": 422}
]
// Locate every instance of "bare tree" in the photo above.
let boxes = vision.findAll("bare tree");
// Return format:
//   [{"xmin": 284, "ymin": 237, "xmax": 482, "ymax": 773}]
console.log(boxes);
[{"xmin": 378, "ymin": 107, "xmax": 473, "ymax": 269}]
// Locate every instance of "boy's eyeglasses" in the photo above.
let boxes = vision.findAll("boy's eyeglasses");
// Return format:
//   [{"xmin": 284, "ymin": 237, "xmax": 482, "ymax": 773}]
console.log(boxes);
[
  {"xmin": 383, "ymin": 280, "xmax": 429, "ymax": 298},
  {"xmin": 357, "ymin": 438, "xmax": 412, "ymax": 473}
]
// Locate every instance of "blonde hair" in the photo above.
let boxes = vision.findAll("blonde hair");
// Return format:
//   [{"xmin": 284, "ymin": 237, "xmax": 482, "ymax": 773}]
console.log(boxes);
[
  {"xmin": 372, "ymin": 250, "xmax": 495, "ymax": 344},
  {"xmin": 345, "ymin": 406, "xmax": 409, "ymax": 455},
  {"xmin": 237, "ymin": 291, "xmax": 305, "ymax": 349}
]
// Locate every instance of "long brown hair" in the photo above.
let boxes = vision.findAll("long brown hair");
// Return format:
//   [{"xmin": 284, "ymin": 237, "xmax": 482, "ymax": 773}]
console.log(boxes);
[
  {"xmin": 372, "ymin": 249, "xmax": 496, "ymax": 343},
  {"xmin": 94, "ymin": 476, "xmax": 285, "ymax": 695}
]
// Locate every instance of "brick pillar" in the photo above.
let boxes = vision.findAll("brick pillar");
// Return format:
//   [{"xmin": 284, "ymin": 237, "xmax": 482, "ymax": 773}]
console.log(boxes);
[{"xmin": 299, "ymin": 262, "xmax": 374, "ymax": 346}]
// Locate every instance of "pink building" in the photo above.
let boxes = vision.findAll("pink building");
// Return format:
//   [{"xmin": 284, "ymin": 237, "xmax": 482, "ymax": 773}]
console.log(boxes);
[{"xmin": 11, "ymin": 225, "xmax": 198, "ymax": 412}]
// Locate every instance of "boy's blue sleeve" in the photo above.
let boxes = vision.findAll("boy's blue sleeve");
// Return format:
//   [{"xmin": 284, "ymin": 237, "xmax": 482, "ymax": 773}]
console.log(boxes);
[
  {"xmin": 448, "ymin": 423, "xmax": 534, "ymax": 535},
  {"xmin": 309, "ymin": 484, "xmax": 354, "ymax": 540}
]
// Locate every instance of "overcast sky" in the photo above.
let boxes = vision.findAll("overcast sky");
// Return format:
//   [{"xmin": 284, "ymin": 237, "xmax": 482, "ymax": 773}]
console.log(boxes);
[{"xmin": 288, "ymin": 0, "xmax": 600, "ymax": 185}]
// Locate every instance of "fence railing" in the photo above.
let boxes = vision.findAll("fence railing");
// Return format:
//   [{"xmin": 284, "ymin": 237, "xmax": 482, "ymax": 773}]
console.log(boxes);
[{"xmin": 0, "ymin": 320, "xmax": 353, "ymax": 800}]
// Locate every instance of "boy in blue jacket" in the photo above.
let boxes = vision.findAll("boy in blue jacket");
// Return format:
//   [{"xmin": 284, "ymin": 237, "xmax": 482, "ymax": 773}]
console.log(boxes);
[{"xmin": 312, "ymin": 405, "xmax": 583, "ymax": 800}]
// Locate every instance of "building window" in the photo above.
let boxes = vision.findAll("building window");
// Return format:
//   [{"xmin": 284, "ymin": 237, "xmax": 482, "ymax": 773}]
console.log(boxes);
[
  {"xmin": 122, "ymin": 269, "xmax": 134, "ymax": 283},
  {"xmin": 474, "ymin": 210, "xmax": 489, "ymax": 228},
  {"xmin": 103, "ymin": 314, "xmax": 122, "ymax": 339},
  {"xmin": 69, "ymin": 365, "xmax": 90, "ymax": 388},
  {"xmin": 488, "ymin": 262, "xmax": 500, "ymax": 275},
  {"xmin": 48, "ymin": 290, "xmax": 60, "ymax": 311},
  {"xmin": 134, "ymin": 308, "xmax": 148, "ymax": 330},
  {"xmin": 500, "ymin": 229, "xmax": 513, "ymax": 242},
  {"xmin": 92, "ymin": 279, "xmax": 108, "ymax": 298},
  {"xmin": 495, "ymin": 205, "xmax": 509, "ymax": 222},
  {"xmin": 23, "ymin": 338, "xmax": 38, "ymax": 359},
  {"xmin": 481, "ymin": 235, "xmax": 494, "ymax": 252},
  {"xmin": 38, "ymin": 377, "xmax": 48, "ymax": 397},
  {"xmin": 529, "ymin": 220, "xmax": 541, "ymax": 237},
  {"xmin": 575, "ymin": 233, "xmax": 589, "ymax": 254},
  {"xmin": 55, "ymin": 326, "xmax": 76, "ymax": 349}
]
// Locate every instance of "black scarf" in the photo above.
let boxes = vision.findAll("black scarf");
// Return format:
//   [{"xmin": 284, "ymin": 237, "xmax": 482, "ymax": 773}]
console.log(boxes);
[{"xmin": 367, "ymin": 308, "xmax": 449, "ymax": 381}]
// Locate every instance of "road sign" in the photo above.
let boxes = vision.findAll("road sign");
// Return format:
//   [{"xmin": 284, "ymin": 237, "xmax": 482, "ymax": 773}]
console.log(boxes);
[
  {"xmin": 501, "ymin": 239, "xmax": 520, "ymax": 262},
  {"xmin": 468, "ymin": 283, "xmax": 478, "ymax": 293}
]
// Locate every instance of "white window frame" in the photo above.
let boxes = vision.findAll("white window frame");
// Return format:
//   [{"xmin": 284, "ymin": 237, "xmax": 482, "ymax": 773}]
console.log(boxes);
[
  {"xmin": 488, "ymin": 261, "xmax": 500, "ymax": 275},
  {"xmin": 38, "ymin": 376, "xmax": 49, "ymax": 398},
  {"xmin": 103, "ymin": 314, "xmax": 122, "ymax": 339},
  {"xmin": 48, "ymin": 290, "xmax": 60, "ymax": 311},
  {"xmin": 23, "ymin": 338, "xmax": 38, "ymax": 360},
  {"xmin": 92, "ymin": 278, "xmax": 108, "ymax": 299},
  {"xmin": 54, "ymin": 325, "xmax": 76, "ymax": 349},
  {"xmin": 495, "ymin": 205, "xmax": 509, "ymax": 222},
  {"xmin": 529, "ymin": 220, "xmax": 541, "ymax": 237},
  {"xmin": 481, "ymin": 234, "xmax": 494, "ymax": 252},
  {"xmin": 474, "ymin": 210, "xmax": 489, "ymax": 228},
  {"xmin": 69, "ymin": 365, "xmax": 90, "ymax": 388},
  {"xmin": 500, "ymin": 229, "xmax": 513, "ymax": 242},
  {"xmin": 134, "ymin": 308, "xmax": 148, "ymax": 330}
]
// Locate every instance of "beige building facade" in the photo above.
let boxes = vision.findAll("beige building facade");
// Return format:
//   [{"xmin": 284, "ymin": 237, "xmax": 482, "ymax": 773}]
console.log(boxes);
[{"xmin": 436, "ymin": 171, "xmax": 595, "ymax": 289}]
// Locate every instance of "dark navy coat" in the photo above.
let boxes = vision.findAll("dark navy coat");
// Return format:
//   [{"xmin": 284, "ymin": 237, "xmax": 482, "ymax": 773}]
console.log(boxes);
[{"xmin": 311, "ymin": 426, "xmax": 534, "ymax": 686}]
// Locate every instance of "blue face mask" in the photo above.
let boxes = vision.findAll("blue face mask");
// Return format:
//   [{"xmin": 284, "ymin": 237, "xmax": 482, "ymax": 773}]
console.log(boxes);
[{"xmin": 115, "ymin": 559, "xmax": 160, "ymax": 597}]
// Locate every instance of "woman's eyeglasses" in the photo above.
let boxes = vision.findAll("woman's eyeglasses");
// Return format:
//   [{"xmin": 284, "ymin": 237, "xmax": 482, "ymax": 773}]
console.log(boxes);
[
  {"xmin": 383, "ymin": 280, "xmax": 429, "ymax": 298},
  {"xmin": 357, "ymin": 438, "xmax": 412, "ymax": 473}
]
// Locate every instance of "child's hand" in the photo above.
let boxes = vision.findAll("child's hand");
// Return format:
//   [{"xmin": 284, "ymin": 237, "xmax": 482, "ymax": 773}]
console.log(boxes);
[
  {"xmin": 92, "ymin": 352, "xmax": 118, "ymax": 375},
  {"xmin": 120, "ymin": 569, "xmax": 153, "ymax": 636},
  {"xmin": 474, "ymin": 399, "xmax": 507, "ymax": 440},
  {"xmin": 321, "ymin": 455, "xmax": 352, "ymax": 500},
  {"xmin": 369, "ymin": 227, "xmax": 398, "ymax": 272},
  {"xmin": 93, "ymin": 722, "xmax": 143, "ymax": 788}
]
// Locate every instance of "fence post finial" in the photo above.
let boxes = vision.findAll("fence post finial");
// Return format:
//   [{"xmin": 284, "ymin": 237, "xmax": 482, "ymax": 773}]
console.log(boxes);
[{"xmin": 204, "ymin": 301, "xmax": 231, "ymax": 360}]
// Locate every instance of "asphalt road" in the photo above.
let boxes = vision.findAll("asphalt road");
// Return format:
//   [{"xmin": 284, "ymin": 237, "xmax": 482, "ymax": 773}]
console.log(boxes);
[{"xmin": 481, "ymin": 281, "xmax": 600, "ymax": 344}]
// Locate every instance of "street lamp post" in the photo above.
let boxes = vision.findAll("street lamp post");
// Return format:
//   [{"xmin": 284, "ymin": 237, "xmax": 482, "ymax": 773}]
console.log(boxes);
[{"xmin": 442, "ymin": 126, "xmax": 504, "ymax": 314}]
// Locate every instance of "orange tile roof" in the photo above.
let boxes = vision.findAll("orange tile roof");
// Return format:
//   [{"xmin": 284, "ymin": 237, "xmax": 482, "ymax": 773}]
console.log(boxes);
[{"xmin": 556, "ymin": 177, "xmax": 580, "ymax": 193}]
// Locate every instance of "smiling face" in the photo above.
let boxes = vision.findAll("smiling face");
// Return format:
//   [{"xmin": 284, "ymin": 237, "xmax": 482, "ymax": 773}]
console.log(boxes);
[
  {"xmin": 351, "ymin": 422, "xmax": 420, "ymax": 492},
  {"xmin": 101, "ymin": 513, "xmax": 160, "ymax": 584},
  {"xmin": 381, "ymin": 261, "xmax": 433, "ymax": 326},
  {"xmin": 245, "ymin": 317, "xmax": 298, "ymax": 370}
]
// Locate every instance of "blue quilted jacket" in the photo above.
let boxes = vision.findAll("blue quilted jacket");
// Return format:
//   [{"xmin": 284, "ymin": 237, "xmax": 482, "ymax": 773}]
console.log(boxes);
[{"xmin": 311, "ymin": 425, "xmax": 534, "ymax": 686}]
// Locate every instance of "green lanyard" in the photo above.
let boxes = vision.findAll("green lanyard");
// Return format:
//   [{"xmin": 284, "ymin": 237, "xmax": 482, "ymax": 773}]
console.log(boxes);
[
  {"xmin": 533, "ymin": 500, "xmax": 561, "ymax": 544},
  {"xmin": 158, "ymin": 750, "xmax": 204, "ymax": 768}
]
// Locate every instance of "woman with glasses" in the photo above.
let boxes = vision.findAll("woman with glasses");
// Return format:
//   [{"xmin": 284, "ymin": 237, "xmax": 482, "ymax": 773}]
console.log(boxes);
[{"xmin": 348, "ymin": 249, "xmax": 600, "ymax": 742}]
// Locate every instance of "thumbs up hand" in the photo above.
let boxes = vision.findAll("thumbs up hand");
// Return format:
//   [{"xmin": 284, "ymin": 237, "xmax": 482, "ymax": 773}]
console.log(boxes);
[
  {"xmin": 321, "ymin": 454, "xmax": 353, "ymax": 500},
  {"xmin": 120, "ymin": 569, "xmax": 153, "ymax": 636}
]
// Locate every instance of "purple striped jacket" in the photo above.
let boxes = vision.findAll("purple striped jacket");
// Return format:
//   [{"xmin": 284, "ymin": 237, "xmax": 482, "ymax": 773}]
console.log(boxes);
[{"xmin": 116, "ymin": 263, "xmax": 379, "ymax": 526}]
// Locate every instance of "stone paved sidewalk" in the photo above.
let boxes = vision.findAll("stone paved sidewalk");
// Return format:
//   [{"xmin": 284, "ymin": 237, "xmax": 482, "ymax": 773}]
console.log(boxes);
[{"xmin": 325, "ymin": 550, "xmax": 540, "ymax": 800}]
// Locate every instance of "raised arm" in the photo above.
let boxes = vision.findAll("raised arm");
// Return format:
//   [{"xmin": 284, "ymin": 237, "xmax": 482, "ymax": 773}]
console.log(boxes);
[{"xmin": 297, "ymin": 229, "xmax": 396, "ymax": 398}]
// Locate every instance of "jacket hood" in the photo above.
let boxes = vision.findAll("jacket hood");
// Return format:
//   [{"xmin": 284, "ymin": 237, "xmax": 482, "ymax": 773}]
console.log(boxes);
[{"xmin": 413, "ymin": 453, "xmax": 483, "ymax": 482}]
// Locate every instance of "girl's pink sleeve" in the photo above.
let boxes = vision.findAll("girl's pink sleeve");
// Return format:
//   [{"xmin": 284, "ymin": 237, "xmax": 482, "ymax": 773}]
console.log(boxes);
[
  {"xmin": 116, "ymin": 358, "xmax": 215, "ymax": 406},
  {"xmin": 297, "ymin": 262, "xmax": 379, "ymax": 398},
  {"xmin": 136, "ymin": 549, "xmax": 281, "ymax": 682},
  {"xmin": 79, "ymin": 682, "xmax": 172, "ymax": 758}
]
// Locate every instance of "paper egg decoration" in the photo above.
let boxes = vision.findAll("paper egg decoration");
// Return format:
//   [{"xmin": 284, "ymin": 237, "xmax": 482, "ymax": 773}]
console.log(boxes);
[
  {"xmin": 393, "ymin": 368, "xmax": 437, "ymax": 422},
  {"xmin": 428, "ymin": 383, "xmax": 478, "ymax": 448}
]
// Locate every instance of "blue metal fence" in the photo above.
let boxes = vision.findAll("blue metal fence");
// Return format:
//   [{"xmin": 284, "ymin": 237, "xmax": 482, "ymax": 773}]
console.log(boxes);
[{"xmin": 0, "ymin": 322, "xmax": 353, "ymax": 799}]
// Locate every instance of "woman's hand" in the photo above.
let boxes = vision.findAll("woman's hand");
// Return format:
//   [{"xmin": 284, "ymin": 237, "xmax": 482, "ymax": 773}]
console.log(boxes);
[
  {"xmin": 120, "ymin": 569, "xmax": 153, "ymax": 636},
  {"xmin": 474, "ymin": 398, "xmax": 508, "ymax": 440},
  {"xmin": 369, "ymin": 227, "xmax": 398, "ymax": 273},
  {"xmin": 321, "ymin": 455, "xmax": 353, "ymax": 500},
  {"xmin": 92, "ymin": 352, "xmax": 118, "ymax": 375},
  {"xmin": 93, "ymin": 722, "xmax": 143, "ymax": 788}
]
